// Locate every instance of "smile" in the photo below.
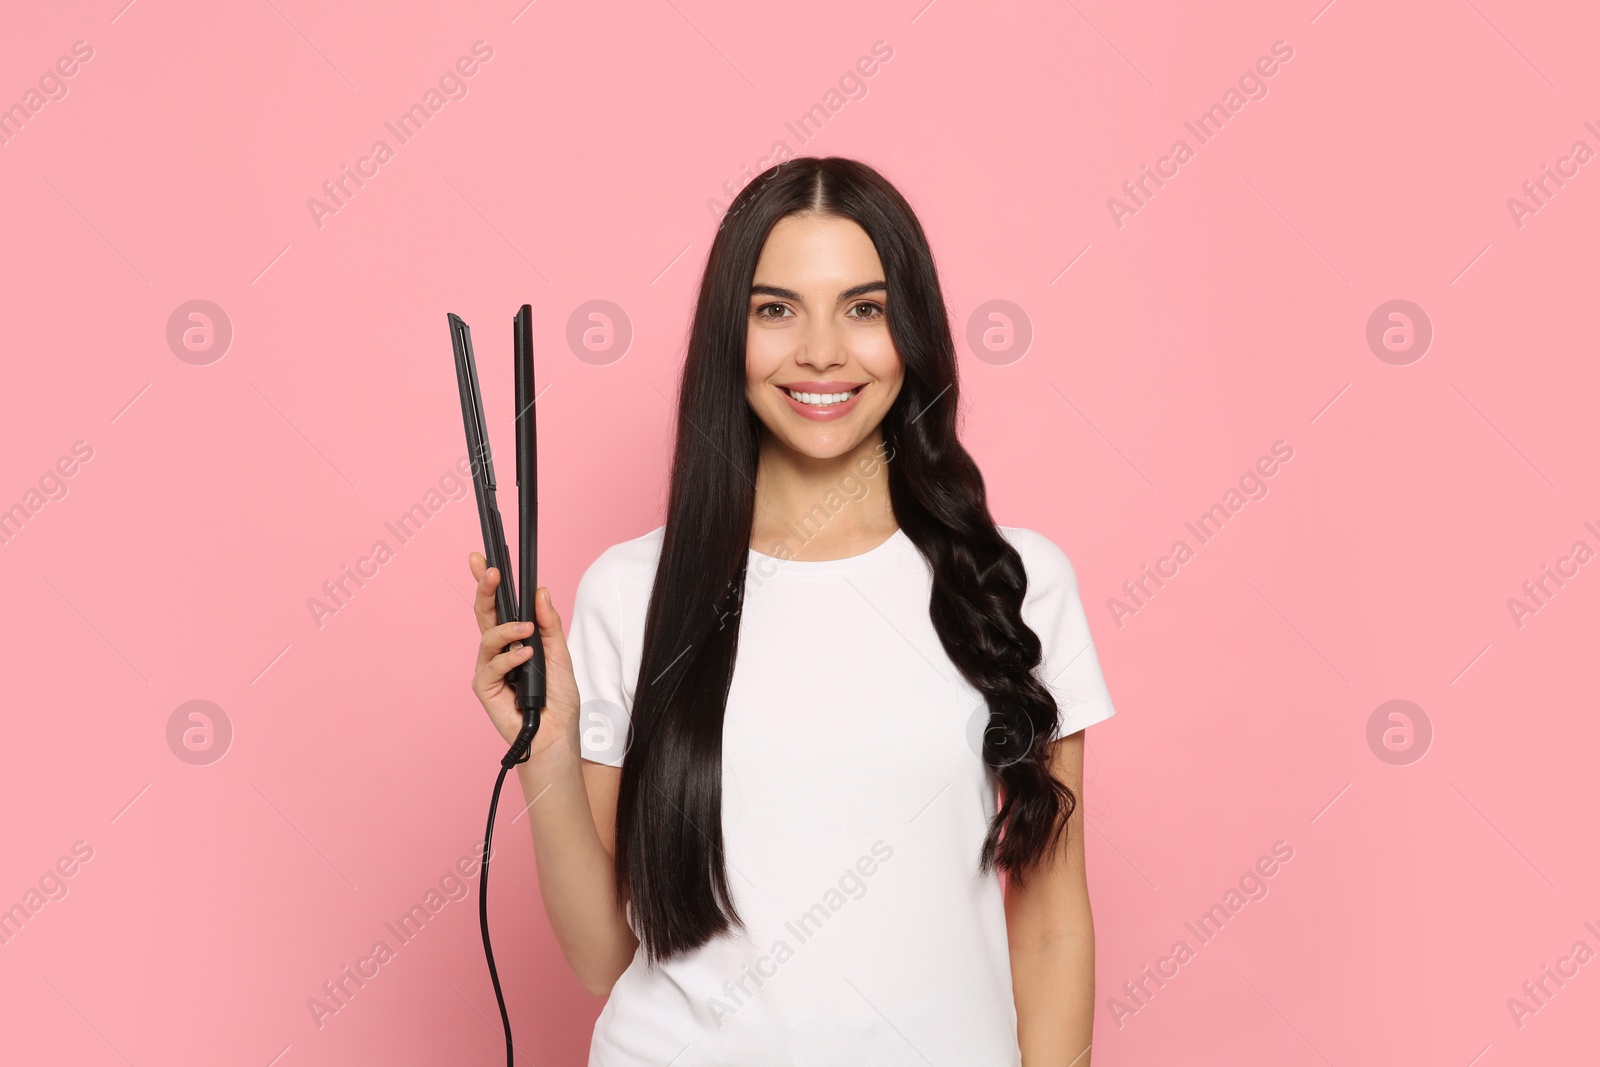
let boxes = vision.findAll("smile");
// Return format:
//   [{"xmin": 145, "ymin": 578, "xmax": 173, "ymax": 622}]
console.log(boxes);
[
  {"xmin": 776, "ymin": 383, "xmax": 867, "ymax": 421},
  {"xmin": 779, "ymin": 385, "xmax": 863, "ymax": 406}
]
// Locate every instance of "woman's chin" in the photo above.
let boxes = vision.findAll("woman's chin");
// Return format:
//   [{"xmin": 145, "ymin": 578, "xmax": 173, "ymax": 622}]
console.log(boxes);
[{"xmin": 763, "ymin": 421, "xmax": 878, "ymax": 462}]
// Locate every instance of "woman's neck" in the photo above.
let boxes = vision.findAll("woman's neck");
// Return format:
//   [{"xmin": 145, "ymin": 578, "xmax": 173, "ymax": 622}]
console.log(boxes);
[{"xmin": 750, "ymin": 430, "xmax": 897, "ymax": 561}]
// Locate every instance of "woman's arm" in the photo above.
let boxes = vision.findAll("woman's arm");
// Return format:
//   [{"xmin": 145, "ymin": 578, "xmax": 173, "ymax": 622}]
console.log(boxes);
[
  {"xmin": 1005, "ymin": 729, "xmax": 1096, "ymax": 1067},
  {"xmin": 515, "ymin": 752, "xmax": 638, "ymax": 996},
  {"xmin": 468, "ymin": 562, "xmax": 639, "ymax": 997}
]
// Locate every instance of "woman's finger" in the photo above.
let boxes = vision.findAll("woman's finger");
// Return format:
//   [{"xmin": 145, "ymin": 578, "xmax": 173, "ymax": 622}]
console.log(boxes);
[
  {"xmin": 533, "ymin": 587, "xmax": 571, "ymax": 672},
  {"xmin": 479, "ymin": 618, "xmax": 535, "ymax": 667},
  {"xmin": 476, "ymin": 643, "xmax": 536, "ymax": 690},
  {"xmin": 532, "ymin": 587, "xmax": 582, "ymax": 714},
  {"xmin": 469, "ymin": 553, "xmax": 503, "ymax": 634}
]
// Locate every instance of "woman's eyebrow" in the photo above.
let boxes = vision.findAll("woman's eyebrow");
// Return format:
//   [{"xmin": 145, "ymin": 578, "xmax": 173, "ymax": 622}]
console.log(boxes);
[{"xmin": 750, "ymin": 281, "xmax": 887, "ymax": 302}]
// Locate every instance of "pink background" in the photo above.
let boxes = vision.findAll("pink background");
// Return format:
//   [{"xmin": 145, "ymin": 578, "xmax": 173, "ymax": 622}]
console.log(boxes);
[{"xmin": 2, "ymin": 1, "xmax": 1597, "ymax": 1064}]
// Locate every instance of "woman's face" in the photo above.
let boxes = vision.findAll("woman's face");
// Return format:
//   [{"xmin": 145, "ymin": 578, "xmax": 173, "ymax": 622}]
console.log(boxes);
[{"xmin": 744, "ymin": 213, "xmax": 904, "ymax": 460}]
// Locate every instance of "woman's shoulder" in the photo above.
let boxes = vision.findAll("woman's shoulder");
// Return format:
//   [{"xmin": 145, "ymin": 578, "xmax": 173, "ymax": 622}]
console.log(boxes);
[
  {"xmin": 995, "ymin": 525, "xmax": 1092, "ymax": 616},
  {"xmin": 586, "ymin": 523, "xmax": 665, "ymax": 576},
  {"xmin": 996, "ymin": 524, "xmax": 1080, "ymax": 582},
  {"xmin": 575, "ymin": 524, "xmax": 665, "ymax": 609}
]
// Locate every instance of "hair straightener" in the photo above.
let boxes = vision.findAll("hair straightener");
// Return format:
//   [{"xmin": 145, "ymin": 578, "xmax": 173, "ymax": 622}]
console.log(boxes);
[{"xmin": 448, "ymin": 306, "xmax": 546, "ymax": 1066}]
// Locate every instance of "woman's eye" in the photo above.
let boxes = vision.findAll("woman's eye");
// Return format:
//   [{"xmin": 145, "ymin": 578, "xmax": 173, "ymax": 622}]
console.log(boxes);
[
  {"xmin": 754, "ymin": 303, "xmax": 791, "ymax": 320},
  {"xmin": 848, "ymin": 302, "xmax": 884, "ymax": 320}
]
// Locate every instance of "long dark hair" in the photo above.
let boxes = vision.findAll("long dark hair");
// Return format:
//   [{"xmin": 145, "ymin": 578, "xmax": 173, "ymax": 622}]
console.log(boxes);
[{"xmin": 616, "ymin": 156, "xmax": 1075, "ymax": 963}]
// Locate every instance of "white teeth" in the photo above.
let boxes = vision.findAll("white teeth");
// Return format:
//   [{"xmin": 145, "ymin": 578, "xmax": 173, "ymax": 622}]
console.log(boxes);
[{"xmin": 783, "ymin": 387, "xmax": 859, "ymax": 406}]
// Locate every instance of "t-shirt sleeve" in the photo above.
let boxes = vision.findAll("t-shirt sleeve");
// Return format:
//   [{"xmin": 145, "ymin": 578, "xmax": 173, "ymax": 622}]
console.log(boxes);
[
  {"xmin": 1013, "ymin": 529, "xmax": 1118, "ymax": 741},
  {"xmin": 566, "ymin": 549, "xmax": 633, "ymax": 766}
]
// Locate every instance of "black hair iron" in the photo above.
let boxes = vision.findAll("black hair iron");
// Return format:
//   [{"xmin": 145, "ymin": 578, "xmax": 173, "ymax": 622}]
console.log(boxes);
[{"xmin": 448, "ymin": 307, "xmax": 546, "ymax": 1066}]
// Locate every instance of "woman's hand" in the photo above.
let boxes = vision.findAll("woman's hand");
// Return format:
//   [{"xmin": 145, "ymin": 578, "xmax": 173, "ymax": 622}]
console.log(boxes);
[{"xmin": 466, "ymin": 551, "xmax": 582, "ymax": 766}]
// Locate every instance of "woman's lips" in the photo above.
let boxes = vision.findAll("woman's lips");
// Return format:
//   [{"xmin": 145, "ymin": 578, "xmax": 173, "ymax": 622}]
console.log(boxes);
[{"xmin": 776, "ymin": 383, "xmax": 866, "ymax": 421}]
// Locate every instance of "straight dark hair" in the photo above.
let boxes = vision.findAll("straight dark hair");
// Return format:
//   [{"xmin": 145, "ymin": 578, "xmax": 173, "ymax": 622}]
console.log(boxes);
[{"xmin": 615, "ymin": 156, "xmax": 1076, "ymax": 963}]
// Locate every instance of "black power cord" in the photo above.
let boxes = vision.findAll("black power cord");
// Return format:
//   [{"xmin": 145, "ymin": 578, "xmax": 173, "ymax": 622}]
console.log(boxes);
[{"xmin": 480, "ymin": 721, "xmax": 536, "ymax": 1066}]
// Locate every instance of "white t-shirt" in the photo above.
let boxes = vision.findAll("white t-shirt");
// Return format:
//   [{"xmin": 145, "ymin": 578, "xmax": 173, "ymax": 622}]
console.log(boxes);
[{"xmin": 567, "ymin": 524, "xmax": 1116, "ymax": 1067}]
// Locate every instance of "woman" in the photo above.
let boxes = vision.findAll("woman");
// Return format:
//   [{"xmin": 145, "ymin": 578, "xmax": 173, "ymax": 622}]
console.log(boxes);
[{"xmin": 466, "ymin": 156, "xmax": 1116, "ymax": 1066}]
